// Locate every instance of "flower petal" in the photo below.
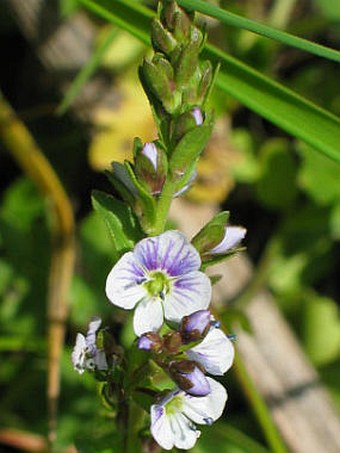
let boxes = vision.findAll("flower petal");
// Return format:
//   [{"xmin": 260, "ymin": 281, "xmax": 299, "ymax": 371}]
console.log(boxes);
[
  {"xmin": 165, "ymin": 272, "xmax": 211, "ymax": 323},
  {"xmin": 169, "ymin": 411, "xmax": 200, "ymax": 450},
  {"xmin": 182, "ymin": 377, "xmax": 227, "ymax": 425},
  {"xmin": 134, "ymin": 230, "xmax": 201, "ymax": 276},
  {"xmin": 86, "ymin": 317, "xmax": 102, "ymax": 348},
  {"xmin": 133, "ymin": 296, "xmax": 164, "ymax": 336},
  {"xmin": 187, "ymin": 328, "xmax": 235, "ymax": 375},
  {"xmin": 150, "ymin": 404, "xmax": 174, "ymax": 450},
  {"xmin": 105, "ymin": 251, "xmax": 147, "ymax": 309},
  {"xmin": 72, "ymin": 333, "xmax": 86, "ymax": 374},
  {"xmin": 209, "ymin": 226, "xmax": 246, "ymax": 254}
]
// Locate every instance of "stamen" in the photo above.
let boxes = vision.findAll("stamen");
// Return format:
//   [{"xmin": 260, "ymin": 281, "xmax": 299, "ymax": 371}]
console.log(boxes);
[{"xmin": 210, "ymin": 319, "xmax": 221, "ymax": 328}]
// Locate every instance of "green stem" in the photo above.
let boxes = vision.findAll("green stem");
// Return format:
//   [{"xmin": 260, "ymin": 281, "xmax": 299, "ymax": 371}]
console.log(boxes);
[
  {"xmin": 152, "ymin": 178, "xmax": 176, "ymax": 235},
  {"xmin": 124, "ymin": 400, "xmax": 144, "ymax": 453},
  {"xmin": 234, "ymin": 353, "xmax": 288, "ymax": 453}
]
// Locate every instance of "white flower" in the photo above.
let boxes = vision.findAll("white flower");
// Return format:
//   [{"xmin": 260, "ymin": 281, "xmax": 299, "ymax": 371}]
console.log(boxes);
[
  {"xmin": 72, "ymin": 317, "xmax": 108, "ymax": 374},
  {"xmin": 209, "ymin": 226, "xmax": 246, "ymax": 254},
  {"xmin": 151, "ymin": 377, "xmax": 227, "ymax": 450},
  {"xmin": 186, "ymin": 327, "xmax": 235, "ymax": 376},
  {"xmin": 105, "ymin": 230, "xmax": 211, "ymax": 336}
]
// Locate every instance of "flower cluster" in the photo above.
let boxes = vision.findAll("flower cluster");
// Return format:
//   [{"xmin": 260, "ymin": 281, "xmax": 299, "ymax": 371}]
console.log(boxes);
[
  {"xmin": 104, "ymin": 229, "xmax": 244, "ymax": 449},
  {"xmin": 71, "ymin": 1, "xmax": 247, "ymax": 450}
]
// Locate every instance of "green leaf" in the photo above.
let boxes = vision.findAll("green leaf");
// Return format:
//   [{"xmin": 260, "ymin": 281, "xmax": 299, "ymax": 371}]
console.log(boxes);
[
  {"xmin": 302, "ymin": 293, "xmax": 340, "ymax": 366},
  {"xmin": 206, "ymin": 45, "xmax": 340, "ymax": 164},
  {"xmin": 298, "ymin": 143, "xmax": 340, "ymax": 205},
  {"xmin": 255, "ymin": 138, "xmax": 297, "ymax": 210},
  {"xmin": 178, "ymin": 0, "xmax": 340, "ymax": 63},
  {"xmin": 80, "ymin": 0, "xmax": 340, "ymax": 164},
  {"xmin": 169, "ymin": 115, "xmax": 213, "ymax": 175},
  {"xmin": 192, "ymin": 211, "xmax": 229, "ymax": 253},
  {"xmin": 91, "ymin": 190, "xmax": 142, "ymax": 259}
]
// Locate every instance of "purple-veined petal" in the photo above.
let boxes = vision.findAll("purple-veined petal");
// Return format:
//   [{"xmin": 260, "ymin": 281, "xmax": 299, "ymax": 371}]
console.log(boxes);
[
  {"xmin": 209, "ymin": 226, "xmax": 246, "ymax": 254},
  {"xmin": 182, "ymin": 377, "xmax": 227, "ymax": 425},
  {"xmin": 105, "ymin": 251, "xmax": 147, "ymax": 309},
  {"xmin": 164, "ymin": 272, "xmax": 211, "ymax": 323},
  {"xmin": 181, "ymin": 310, "xmax": 211, "ymax": 336},
  {"xmin": 72, "ymin": 333, "xmax": 87, "ymax": 374},
  {"xmin": 181, "ymin": 365, "xmax": 211, "ymax": 397},
  {"xmin": 150, "ymin": 404, "xmax": 174, "ymax": 450},
  {"xmin": 186, "ymin": 328, "xmax": 235, "ymax": 375},
  {"xmin": 134, "ymin": 230, "xmax": 201, "ymax": 275},
  {"xmin": 86, "ymin": 317, "xmax": 102, "ymax": 348},
  {"xmin": 168, "ymin": 410, "xmax": 200, "ymax": 450},
  {"xmin": 151, "ymin": 397, "xmax": 200, "ymax": 450},
  {"xmin": 133, "ymin": 296, "xmax": 164, "ymax": 336}
]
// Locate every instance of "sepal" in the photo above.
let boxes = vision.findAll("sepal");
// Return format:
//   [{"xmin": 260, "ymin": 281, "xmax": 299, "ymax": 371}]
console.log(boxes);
[
  {"xmin": 191, "ymin": 211, "xmax": 230, "ymax": 255},
  {"xmin": 134, "ymin": 140, "xmax": 168, "ymax": 195},
  {"xmin": 169, "ymin": 111, "xmax": 214, "ymax": 186},
  {"xmin": 106, "ymin": 161, "xmax": 157, "ymax": 233}
]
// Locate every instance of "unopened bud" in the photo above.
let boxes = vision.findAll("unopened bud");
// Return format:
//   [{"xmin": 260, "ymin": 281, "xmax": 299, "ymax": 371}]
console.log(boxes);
[
  {"xmin": 163, "ymin": 331, "xmax": 182, "ymax": 354},
  {"xmin": 137, "ymin": 332, "xmax": 163, "ymax": 353},
  {"xmin": 209, "ymin": 226, "xmax": 247, "ymax": 254},
  {"xmin": 175, "ymin": 28, "xmax": 203, "ymax": 87},
  {"xmin": 169, "ymin": 360, "xmax": 211, "ymax": 396},
  {"xmin": 135, "ymin": 141, "xmax": 168, "ymax": 195},
  {"xmin": 151, "ymin": 18, "xmax": 177, "ymax": 55},
  {"xmin": 192, "ymin": 107, "xmax": 204, "ymax": 126},
  {"xmin": 180, "ymin": 310, "xmax": 211, "ymax": 343},
  {"xmin": 141, "ymin": 58, "xmax": 179, "ymax": 113},
  {"xmin": 172, "ymin": 108, "xmax": 204, "ymax": 143},
  {"xmin": 197, "ymin": 60, "xmax": 213, "ymax": 104},
  {"xmin": 161, "ymin": 0, "xmax": 191, "ymax": 41}
]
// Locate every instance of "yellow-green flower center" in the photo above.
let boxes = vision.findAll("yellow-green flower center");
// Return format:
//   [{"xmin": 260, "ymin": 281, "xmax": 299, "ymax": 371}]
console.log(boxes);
[
  {"xmin": 144, "ymin": 271, "xmax": 170, "ymax": 298},
  {"xmin": 166, "ymin": 394, "xmax": 184, "ymax": 416}
]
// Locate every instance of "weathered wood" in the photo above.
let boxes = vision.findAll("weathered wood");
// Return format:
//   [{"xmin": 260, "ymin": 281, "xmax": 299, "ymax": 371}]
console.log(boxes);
[{"xmin": 170, "ymin": 198, "xmax": 340, "ymax": 453}]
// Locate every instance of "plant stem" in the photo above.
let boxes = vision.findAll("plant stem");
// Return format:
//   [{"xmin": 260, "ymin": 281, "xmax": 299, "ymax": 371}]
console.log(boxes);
[
  {"xmin": 125, "ymin": 400, "xmax": 144, "ymax": 453},
  {"xmin": 152, "ymin": 178, "xmax": 175, "ymax": 235}
]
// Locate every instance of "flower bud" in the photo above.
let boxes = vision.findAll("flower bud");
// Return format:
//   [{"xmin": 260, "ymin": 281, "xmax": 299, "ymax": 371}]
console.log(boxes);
[
  {"xmin": 209, "ymin": 226, "xmax": 247, "ymax": 254},
  {"xmin": 163, "ymin": 331, "xmax": 182, "ymax": 354},
  {"xmin": 151, "ymin": 18, "xmax": 177, "ymax": 55},
  {"xmin": 141, "ymin": 58, "xmax": 179, "ymax": 113},
  {"xmin": 169, "ymin": 360, "xmax": 211, "ymax": 396},
  {"xmin": 137, "ymin": 332, "xmax": 163, "ymax": 353},
  {"xmin": 134, "ymin": 141, "xmax": 168, "ymax": 195},
  {"xmin": 180, "ymin": 310, "xmax": 211, "ymax": 343},
  {"xmin": 192, "ymin": 107, "xmax": 204, "ymax": 126},
  {"xmin": 171, "ymin": 107, "xmax": 204, "ymax": 145},
  {"xmin": 197, "ymin": 60, "xmax": 213, "ymax": 104},
  {"xmin": 175, "ymin": 27, "xmax": 203, "ymax": 87},
  {"xmin": 161, "ymin": 0, "xmax": 191, "ymax": 41}
]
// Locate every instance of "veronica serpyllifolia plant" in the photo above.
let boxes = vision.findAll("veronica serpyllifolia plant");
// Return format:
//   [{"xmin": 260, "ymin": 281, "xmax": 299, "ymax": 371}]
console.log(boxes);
[{"xmin": 72, "ymin": 1, "xmax": 246, "ymax": 450}]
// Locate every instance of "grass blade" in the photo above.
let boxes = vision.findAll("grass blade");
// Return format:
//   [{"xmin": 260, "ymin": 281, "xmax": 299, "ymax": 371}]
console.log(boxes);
[
  {"xmin": 178, "ymin": 0, "xmax": 340, "ymax": 63},
  {"xmin": 79, "ymin": 0, "xmax": 340, "ymax": 164}
]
